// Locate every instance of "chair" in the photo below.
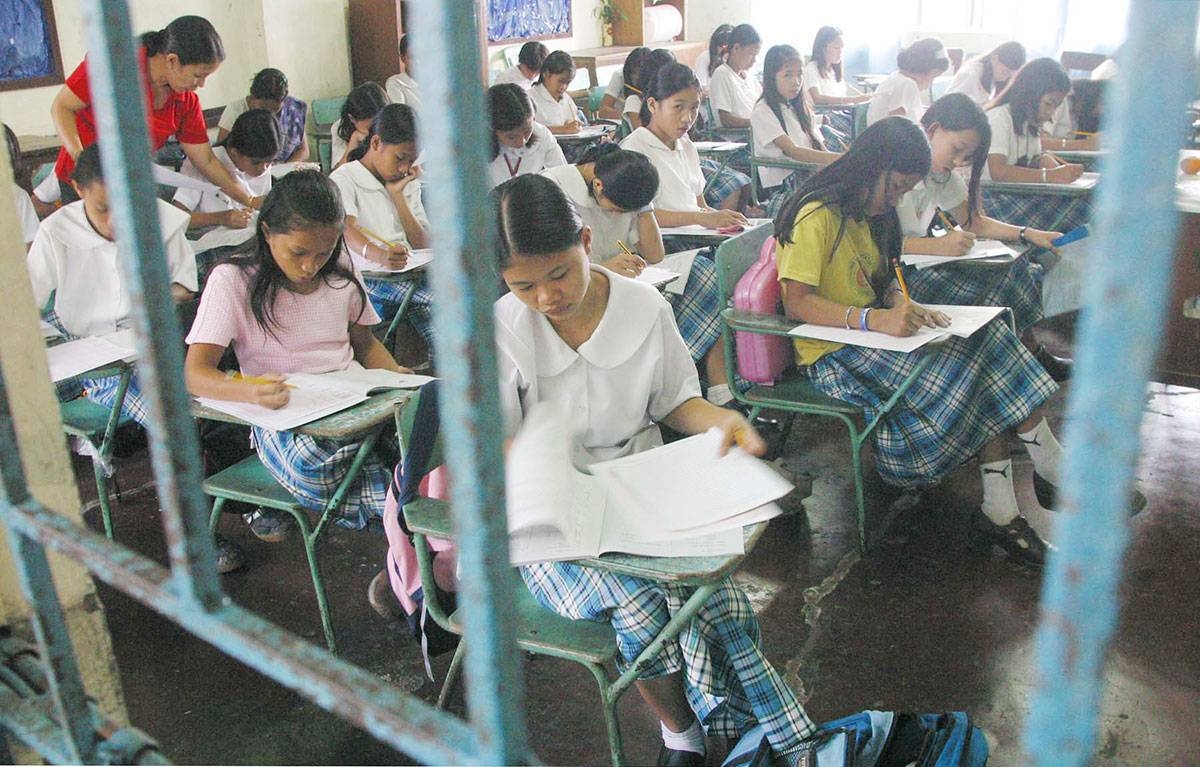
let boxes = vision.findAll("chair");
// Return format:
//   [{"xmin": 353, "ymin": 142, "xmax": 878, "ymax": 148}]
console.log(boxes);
[
  {"xmin": 851, "ymin": 101, "xmax": 870, "ymax": 140},
  {"xmin": 587, "ymin": 84, "xmax": 608, "ymax": 121},
  {"xmin": 714, "ymin": 226, "xmax": 934, "ymax": 551},
  {"xmin": 746, "ymin": 124, "xmax": 822, "ymax": 207},
  {"xmin": 60, "ymin": 366, "xmax": 133, "ymax": 539},
  {"xmin": 199, "ymin": 391, "xmax": 409, "ymax": 654},
  {"xmin": 310, "ymin": 96, "xmax": 344, "ymax": 173}
]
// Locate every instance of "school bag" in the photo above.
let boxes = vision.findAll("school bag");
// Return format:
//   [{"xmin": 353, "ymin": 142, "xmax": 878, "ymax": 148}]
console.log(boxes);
[
  {"xmin": 733, "ymin": 235, "xmax": 791, "ymax": 385},
  {"xmin": 721, "ymin": 710, "xmax": 988, "ymax": 767}
]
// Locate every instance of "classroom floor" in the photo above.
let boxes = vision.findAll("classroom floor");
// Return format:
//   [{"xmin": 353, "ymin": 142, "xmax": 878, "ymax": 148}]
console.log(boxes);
[{"xmin": 55, "ymin": 375, "xmax": 1200, "ymax": 766}]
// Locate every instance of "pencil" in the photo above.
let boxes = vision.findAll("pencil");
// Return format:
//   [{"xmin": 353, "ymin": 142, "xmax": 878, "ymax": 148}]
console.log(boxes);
[
  {"xmin": 935, "ymin": 207, "xmax": 958, "ymax": 232},
  {"xmin": 894, "ymin": 265, "xmax": 911, "ymax": 302},
  {"xmin": 616, "ymin": 239, "xmax": 637, "ymax": 258},
  {"xmin": 357, "ymin": 224, "xmax": 398, "ymax": 249},
  {"xmin": 227, "ymin": 371, "xmax": 296, "ymax": 388}
]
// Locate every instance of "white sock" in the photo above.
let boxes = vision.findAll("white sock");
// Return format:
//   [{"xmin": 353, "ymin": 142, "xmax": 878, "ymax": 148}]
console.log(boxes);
[
  {"xmin": 706, "ymin": 383, "xmax": 733, "ymax": 407},
  {"xmin": 1017, "ymin": 418, "xmax": 1064, "ymax": 484},
  {"xmin": 980, "ymin": 459, "xmax": 1020, "ymax": 525},
  {"xmin": 661, "ymin": 719, "xmax": 706, "ymax": 755}
]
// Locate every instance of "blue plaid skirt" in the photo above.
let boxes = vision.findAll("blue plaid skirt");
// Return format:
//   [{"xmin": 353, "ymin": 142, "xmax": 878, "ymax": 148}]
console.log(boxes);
[
  {"xmin": 700, "ymin": 158, "xmax": 751, "ymax": 209},
  {"xmin": 666, "ymin": 254, "xmax": 721, "ymax": 364},
  {"xmin": 364, "ymin": 276, "xmax": 435, "ymax": 344},
  {"xmin": 982, "ymin": 189, "xmax": 1091, "ymax": 237},
  {"xmin": 252, "ymin": 425, "xmax": 399, "ymax": 530},
  {"xmin": 904, "ymin": 257, "xmax": 1044, "ymax": 333},
  {"xmin": 520, "ymin": 561, "xmax": 815, "ymax": 759},
  {"xmin": 807, "ymin": 317, "xmax": 1057, "ymax": 487},
  {"xmin": 45, "ymin": 310, "xmax": 148, "ymax": 427}
]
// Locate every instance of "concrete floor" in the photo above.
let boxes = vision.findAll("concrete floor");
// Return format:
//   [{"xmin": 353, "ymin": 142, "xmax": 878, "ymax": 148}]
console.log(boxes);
[{"xmin": 64, "ymin": 380, "xmax": 1199, "ymax": 766}]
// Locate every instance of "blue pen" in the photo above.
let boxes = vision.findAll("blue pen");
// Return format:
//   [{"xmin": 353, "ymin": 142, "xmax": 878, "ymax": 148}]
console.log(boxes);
[{"xmin": 1051, "ymin": 225, "xmax": 1089, "ymax": 247}]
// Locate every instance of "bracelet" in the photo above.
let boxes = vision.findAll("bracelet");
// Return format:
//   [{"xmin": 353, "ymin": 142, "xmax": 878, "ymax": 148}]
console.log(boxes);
[
  {"xmin": 859, "ymin": 307, "xmax": 871, "ymax": 332},
  {"xmin": 843, "ymin": 306, "xmax": 856, "ymax": 329},
  {"xmin": 1061, "ymin": 138, "xmax": 1068, "ymax": 149},
  {"xmin": 1018, "ymin": 226, "xmax": 1029, "ymax": 245},
  {"xmin": 1041, "ymin": 167, "xmax": 1048, "ymax": 183}
]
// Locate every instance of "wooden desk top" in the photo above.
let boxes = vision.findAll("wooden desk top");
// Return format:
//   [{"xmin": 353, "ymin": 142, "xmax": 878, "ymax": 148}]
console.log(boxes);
[{"xmin": 191, "ymin": 389, "xmax": 411, "ymax": 440}]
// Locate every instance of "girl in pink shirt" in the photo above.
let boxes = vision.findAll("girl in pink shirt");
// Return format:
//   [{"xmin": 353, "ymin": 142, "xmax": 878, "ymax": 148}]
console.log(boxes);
[{"xmin": 185, "ymin": 171, "xmax": 408, "ymax": 568}]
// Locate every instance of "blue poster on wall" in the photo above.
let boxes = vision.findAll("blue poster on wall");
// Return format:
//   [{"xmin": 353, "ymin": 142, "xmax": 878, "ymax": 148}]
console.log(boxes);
[
  {"xmin": 0, "ymin": 0, "xmax": 63, "ymax": 89},
  {"xmin": 488, "ymin": 0, "xmax": 573, "ymax": 43}
]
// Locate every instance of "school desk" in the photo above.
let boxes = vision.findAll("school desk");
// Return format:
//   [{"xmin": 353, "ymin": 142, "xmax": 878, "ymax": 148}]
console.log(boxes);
[
  {"xmin": 356, "ymin": 267, "xmax": 425, "ymax": 351},
  {"xmin": 695, "ymin": 140, "xmax": 749, "ymax": 196},
  {"xmin": 981, "ymin": 172, "xmax": 1098, "ymax": 235},
  {"xmin": 15, "ymin": 134, "xmax": 62, "ymax": 192},
  {"xmin": 193, "ymin": 389, "xmax": 412, "ymax": 653}
]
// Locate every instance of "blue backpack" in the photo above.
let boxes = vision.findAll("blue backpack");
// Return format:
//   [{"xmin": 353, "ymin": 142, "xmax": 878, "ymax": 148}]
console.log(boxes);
[{"xmin": 723, "ymin": 710, "xmax": 988, "ymax": 767}]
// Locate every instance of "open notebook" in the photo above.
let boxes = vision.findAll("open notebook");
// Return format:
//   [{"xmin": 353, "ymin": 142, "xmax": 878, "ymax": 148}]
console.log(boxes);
[
  {"xmin": 789, "ymin": 305, "xmax": 1006, "ymax": 353},
  {"xmin": 197, "ymin": 368, "xmax": 434, "ymax": 431},
  {"xmin": 505, "ymin": 400, "xmax": 791, "ymax": 566}
]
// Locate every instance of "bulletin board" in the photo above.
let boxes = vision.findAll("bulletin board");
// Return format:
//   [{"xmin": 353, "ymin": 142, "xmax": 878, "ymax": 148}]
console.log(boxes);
[
  {"xmin": 487, "ymin": 0, "xmax": 573, "ymax": 44},
  {"xmin": 0, "ymin": 0, "xmax": 65, "ymax": 91}
]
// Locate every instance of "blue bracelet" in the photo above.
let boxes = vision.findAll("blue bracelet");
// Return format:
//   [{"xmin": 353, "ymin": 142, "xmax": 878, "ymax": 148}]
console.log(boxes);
[{"xmin": 859, "ymin": 307, "xmax": 871, "ymax": 332}]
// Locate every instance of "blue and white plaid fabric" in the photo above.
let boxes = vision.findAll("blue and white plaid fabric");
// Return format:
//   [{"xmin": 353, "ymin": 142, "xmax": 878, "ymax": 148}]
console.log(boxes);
[
  {"xmin": 666, "ymin": 254, "xmax": 722, "ymax": 364},
  {"xmin": 700, "ymin": 158, "xmax": 751, "ymax": 209},
  {"xmin": 364, "ymin": 276, "xmax": 435, "ymax": 344},
  {"xmin": 762, "ymin": 169, "xmax": 815, "ymax": 219},
  {"xmin": 520, "ymin": 561, "xmax": 816, "ymax": 759},
  {"xmin": 904, "ymin": 257, "xmax": 1044, "ymax": 332},
  {"xmin": 820, "ymin": 109, "xmax": 855, "ymax": 150},
  {"xmin": 982, "ymin": 189, "xmax": 1090, "ymax": 237},
  {"xmin": 808, "ymin": 317, "xmax": 1057, "ymax": 487},
  {"xmin": 252, "ymin": 425, "xmax": 399, "ymax": 530},
  {"xmin": 83, "ymin": 373, "xmax": 149, "ymax": 427}
]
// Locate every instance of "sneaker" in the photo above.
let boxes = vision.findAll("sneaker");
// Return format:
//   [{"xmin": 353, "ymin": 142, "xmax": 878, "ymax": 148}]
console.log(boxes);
[
  {"xmin": 974, "ymin": 514, "xmax": 1047, "ymax": 568},
  {"xmin": 656, "ymin": 746, "xmax": 706, "ymax": 767},
  {"xmin": 367, "ymin": 569, "xmax": 403, "ymax": 620},
  {"xmin": 1033, "ymin": 473, "xmax": 1147, "ymax": 516},
  {"xmin": 1032, "ymin": 344, "xmax": 1073, "ymax": 382},
  {"xmin": 214, "ymin": 534, "xmax": 246, "ymax": 573},
  {"xmin": 242, "ymin": 508, "xmax": 295, "ymax": 543}
]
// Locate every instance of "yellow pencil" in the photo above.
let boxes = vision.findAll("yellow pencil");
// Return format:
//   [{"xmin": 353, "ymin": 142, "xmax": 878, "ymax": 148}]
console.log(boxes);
[
  {"xmin": 227, "ymin": 371, "xmax": 296, "ymax": 388},
  {"xmin": 616, "ymin": 239, "xmax": 637, "ymax": 258},
  {"xmin": 357, "ymin": 224, "xmax": 398, "ymax": 249},
  {"xmin": 894, "ymin": 266, "xmax": 911, "ymax": 302}
]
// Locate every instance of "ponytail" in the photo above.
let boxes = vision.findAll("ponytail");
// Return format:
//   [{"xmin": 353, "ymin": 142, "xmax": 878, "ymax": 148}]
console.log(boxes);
[{"xmin": 141, "ymin": 15, "xmax": 224, "ymax": 66}]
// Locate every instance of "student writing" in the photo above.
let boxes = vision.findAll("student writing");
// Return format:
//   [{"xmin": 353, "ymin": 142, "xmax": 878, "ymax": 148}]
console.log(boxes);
[
  {"xmin": 530, "ymin": 50, "xmax": 583, "ymax": 135},
  {"xmin": 331, "ymin": 82, "xmax": 389, "ymax": 171},
  {"xmin": 804, "ymin": 27, "xmax": 870, "ymax": 107},
  {"xmin": 487, "ymin": 84, "xmax": 567, "ymax": 188},
  {"xmin": 217, "ymin": 67, "xmax": 310, "ymax": 163},
  {"xmin": 174, "ymin": 108, "xmax": 279, "ymax": 232},
  {"xmin": 983, "ymin": 58, "xmax": 1084, "ymax": 183},
  {"xmin": 866, "ymin": 37, "xmax": 950, "ymax": 127},
  {"xmin": 945, "ymin": 42, "xmax": 1026, "ymax": 106},
  {"xmin": 707, "ymin": 24, "xmax": 763, "ymax": 129},
  {"xmin": 494, "ymin": 41, "xmax": 548, "ymax": 92}
]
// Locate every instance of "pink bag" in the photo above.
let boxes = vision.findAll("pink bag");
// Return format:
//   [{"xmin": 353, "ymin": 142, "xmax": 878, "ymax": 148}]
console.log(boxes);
[{"xmin": 733, "ymin": 236, "xmax": 791, "ymax": 385}]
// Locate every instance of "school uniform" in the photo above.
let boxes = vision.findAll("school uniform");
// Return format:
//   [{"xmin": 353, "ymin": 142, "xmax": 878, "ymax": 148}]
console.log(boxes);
[
  {"xmin": 330, "ymin": 160, "xmax": 434, "ymax": 343},
  {"xmin": 945, "ymin": 59, "xmax": 992, "ymax": 105},
  {"xmin": 13, "ymin": 184, "xmax": 39, "ymax": 246},
  {"xmin": 385, "ymin": 73, "xmax": 422, "ymax": 112},
  {"xmin": 540, "ymin": 164, "xmax": 722, "ymax": 364},
  {"xmin": 708, "ymin": 63, "xmax": 761, "ymax": 126},
  {"xmin": 897, "ymin": 172, "xmax": 1043, "ymax": 332},
  {"xmin": 801, "ymin": 61, "xmax": 856, "ymax": 141},
  {"xmin": 621, "ymin": 126, "xmax": 750, "ymax": 217},
  {"xmin": 494, "ymin": 270, "xmax": 816, "ymax": 760},
  {"xmin": 1045, "ymin": 100, "xmax": 1073, "ymax": 139},
  {"xmin": 750, "ymin": 100, "xmax": 825, "ymax": 191},
  {"xmin": 330, "ymin": 118, "xmax": 353, "ymax": 169},
  {"xmin": 622, "ymin": 94, "xmax": 642, "ymax": 123},
  {"xmin": 529, "ymin": 83, "xmax": 579, "ymax": 128},
  {"xmin": 488, "ymin": 120, "xmax": 566, "ymax": 188},
  {"xmin": 494, "ymin": 64, "xmax": 535, "ymax": 90},
  {"xmin": 777, "ymin": 201, "xmax": 1055, "ymax": 487},
  {"xmin": 219, "ymin": 95, "xmax": 309, "ymax": 161},
  {"xmin": 866, "ymin": 71, "xmax": 926, "ymax": 127},
  {"xmin": 694, "ymin": 50, "xmax": 713, "ymax": 90},
  {"xmin": 604, "ymin": 70, "xmax": 625, "ymax": 101},
  {"xmin": 30, "ymin": 199, "xmax": 196, "ymax": 426},
  {"xmin": 187, "ymin": 255, "xmax": 393, "ymax": 530},
  {"xmin": 174, "ymin": 146, "xmax": 273, "ymax": 216}
]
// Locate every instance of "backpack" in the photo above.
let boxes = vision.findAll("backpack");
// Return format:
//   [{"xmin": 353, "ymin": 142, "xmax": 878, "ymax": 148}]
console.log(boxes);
[
  {"xmin": 722, "ymin": 710, "xmax": 988, "ymax": 767},
  {"xmin": 733, "ymin": 235, "xmax": 791, "ymax": 385}
]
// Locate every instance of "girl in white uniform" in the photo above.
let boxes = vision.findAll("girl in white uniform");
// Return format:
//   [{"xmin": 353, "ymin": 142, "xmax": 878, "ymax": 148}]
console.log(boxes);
[
  {"xmin": 598, "ymin": 47, "xmax": 648, "ymax": 121},
  {"xmin": 530, "ymin": 51, "xmax": 582, "ymax": 134},
  {"xmin": 492, "ymin": 173, "xmax": 815, "ymax": 766},
  {"xmin": 487, "ymin": 84, "xmax": 567, "ymax": 188},
  {"xmin": 331, "ymin": 82, "xmax": 389, "ymax": 171},
  {"xmin": 707, "ymin": 24, "xmax": 762, "ymax": 129},
  {"xmin": 694, "ymin": 23, "xmax": 733, "ymax": 92},
  {"xmin": 384, "ymin": 35, "xmax": 422, "ymax": 113},
  {"xmin": 494, "ymin": 41, "xmax": 547, "ymax": 91},
  {"xmin": 866, "ymin": 38, "xmax": 950, "ymax": 127},
  {"xmin": 4, "ymin": 125, "xmax": 39, "ymax": 250},
  {"xmin": 946, "ymin": 41, "xmax": 1026, "ymax": 106},
  {"xmin": 803, "ymin": 27, "xmax": 870, "ymax": 107}
]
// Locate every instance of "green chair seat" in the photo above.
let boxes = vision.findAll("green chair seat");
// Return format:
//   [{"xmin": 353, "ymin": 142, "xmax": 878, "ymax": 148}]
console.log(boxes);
[
  {"xmin": 743, "ymin": 370, "xmax": 863, "ymax": 417},
  {"xmin": 60, "ymin": 398, "xmax": 130, "ymax": 438},
  {"xmin": 202, "ymin": 455, "xmax": 303, "ymax": 511}
]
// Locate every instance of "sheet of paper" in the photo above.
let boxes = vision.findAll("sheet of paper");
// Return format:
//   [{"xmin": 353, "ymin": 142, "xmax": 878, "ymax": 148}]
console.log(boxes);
[
  {"xmin": 658, "ymin": 249, "xmax": 702, "ymax": 296},
  {"xmin": 901, "ymin": 239, "xmax": 1019, "ymax": 269},
  {"xmin": 100, "ymin": 329, "xmax": 139, "ymax": 362},
  {"xmin": 559, "ymin": 125, "xmax": 610, "ymax": 139},
  {"xmin": 919, "ymin": 305, "xmax": 1006, "ymax": 338},
  {"xmin": 693, "ymin": 141, "xmax": 747, "ymax": 152},
  {"xmin": 352, "ymin": 248, "xmax": 434, "ymax": 275},
  {"xmin": 788, "ymin": 323, "xmax": 946, "ymax": 352},
  {"xmin": 197, "ymin": 380, "xmax": 366, "ymax": 432},
  {"xmin": 1067, "ymin": 172, "xmax": 1100, "ymax": 189},
  {"xmin": 598, "ymin": 524, "xmax": 744, "ymax": 558},
  {"xmin": 659, "ymin": 219, "xmax": 771, "ymax": 239},
  {"xmin": 152, "ymin": 164, "xmax": 219, "ymax": 193},
  {"xmin": 288, "ymin": 369, "xmax": 436, "ymax": 397},
  {"xmin": 190, "ymin": 221, "xmax": 257, "ymax": 253},
  {"xmin": 636, "ymin": 266, "xmax": 682, "ymax": 290},
  {"xmin": 45, "ymin": 336, "xmax": 136, "ymax": 383}
]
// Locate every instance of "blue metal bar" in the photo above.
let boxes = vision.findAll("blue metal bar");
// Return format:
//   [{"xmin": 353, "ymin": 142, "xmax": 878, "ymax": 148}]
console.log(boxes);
[
  {"xmin": 1021, "ymin": 2, "xmax": 1198, "ymax": 764},
  {"xmin": 78, "ymin": 0, "xmax": 223, "ymax": 609},
  {"xmin": 406, "ymin": 3, "xmax": 530, "ymax": 763}
]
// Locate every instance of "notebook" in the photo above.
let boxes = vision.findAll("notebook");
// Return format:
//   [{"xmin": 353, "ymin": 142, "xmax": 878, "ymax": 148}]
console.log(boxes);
[
  {"xmin": 352, "ymin": 248, "xmax": 434, "ymax": 275},
  {"xmin": 788, "ymin": 305, "xmax": 1006, "ymax": 353}
]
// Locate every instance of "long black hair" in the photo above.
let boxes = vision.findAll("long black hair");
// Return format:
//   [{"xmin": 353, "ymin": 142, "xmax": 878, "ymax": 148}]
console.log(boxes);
[
  {"xmin": 337, "ymin": 82, "xmax": 389, "ymax": 142},
  {"xmin": 641, "ymin": 61, "xmax": 697, "ymax": 128},
  {"xmin": 576, "ymin": 143, "xmax": 659, "ymax": 211},
  {"xmin": 811, "ymin": 26, "xmax": 844, "ymax": 82},
  {"xmin": 634, "ymin": 48, "xmax": 676, "ymax": 120},
  {"xmin": 760, "ymin": 45, "xmax": 821, "ymax": 149},
  {"xmin": 141, "ymin": 15, "xmax": 225, "ymax": 65},
  {"xmin": 536, "ymin": 50, "xmax": 575, "ymax": 86},
  {"xmin": 226, "ymin": 170, "xmax": 365, "ymax": 335},
  {"xmin": 348, "ymin": 102, "xmax": 416, "ymax": 163},
  {"xmin": 488, "ymin": 83, "xmax": 537, "ymax": 159},
  {"xmin": 621, "ymin": 47, "xmax": 650, "ymax": 97},
  {"xmin": 1069, "ymin": 78, "xmax": 1105, "ymax": 134},
  {"xmin": 977, "ymin": 41, "xmax": 1026, "ymax": 93},
  {"xmin": 988, "ymin": 57, "xmax": 1070, "ymax": 136},
  {"xmin": 249, "ymin": 68, "xmax": 289, "ymax": 102},
  {"xmin": 775, "ymin": 117, "xmax": 930, "ymax": 276},
  {"xmin": 921, "ymin": 93, "xmax": 991, "ymax": 225},
  {"xmin": 220, "ymin": 108, "xmax": 281, "ymax": 161},
  {"xmin": 494, "ymin": 174, "xmax": 584, "ymax": 269},
  {"xmin": 706, "ymin": 24, "xmax": 734, "ymax": 76},
  {"xmin": 518, "ymin": 41, "xmax": 549, "ymax": 72}
]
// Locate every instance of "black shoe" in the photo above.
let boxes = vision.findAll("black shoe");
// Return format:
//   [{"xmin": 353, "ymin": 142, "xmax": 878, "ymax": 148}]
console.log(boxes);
[
  {"xmin": 974, "ymin": 514, "xmax": 1047, "ymax": 568},
  {"xmin": 1033, "ymin": 344, "xmax": 1073, "ymax": 382},
  {"xmin": 1034, "ymin": 472, "xmax": 1147, "ymax": 515},
  {"xmin": 656, "ymin": 745, "xmax": 706, "ymax": 767}
]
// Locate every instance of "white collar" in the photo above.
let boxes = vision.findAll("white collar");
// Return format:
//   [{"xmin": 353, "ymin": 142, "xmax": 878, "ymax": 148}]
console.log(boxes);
[{"xmin": 337, "ymin": 160, "xmax": 385, "ymax": 192}]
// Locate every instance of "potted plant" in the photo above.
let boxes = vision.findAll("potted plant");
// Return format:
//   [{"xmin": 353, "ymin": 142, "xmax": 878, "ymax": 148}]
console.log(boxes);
[{"xmin": 594, "ymin": 0, "xmax": 625, "ymax": 47}]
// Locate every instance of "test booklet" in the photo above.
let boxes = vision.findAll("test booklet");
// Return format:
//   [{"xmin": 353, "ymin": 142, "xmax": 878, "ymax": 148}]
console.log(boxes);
[
  {"xmin": 505, "ymin": 399, "xmax": 792, "ymax": 566},
  {"xmin": 197, "ymin": 368, "xmax": 435, "ymax": 432},
  {"xmin": 45, "ymin": 331, "xmax": 138, "ymax": 383},
  {"xmin": 900, "ymin": 239, "xmax": 1019, "ymax": 269},
  {"xmin": 352, "ymin": 248, "xmax": 434, "ymax": 275},
  {"xmin": 788, "ymin": 304, "xmax": 1006, "ymax": 353},
  {"xmin": 633, "ymin": 249, "xmax": 704, "ymax": 295}
]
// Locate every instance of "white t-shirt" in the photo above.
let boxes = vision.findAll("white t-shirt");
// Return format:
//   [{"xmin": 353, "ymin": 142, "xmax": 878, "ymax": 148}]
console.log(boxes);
[
  {"xmin": 694, "ymin": 50, "xmax": 713, "ymax": 90},
  {"xmin": 173, "ymin": 146, "xmax": 273, "ymax": 215},
  {"xmin": 529, "ymin": 83, "xmax": 578, "ymax": 127},
  {"xmin": 708, "ymin": 63, "xmax": 761, "ymax": 125},
  {"xmin": 867, "ymin": 71, "xmax": 926, "ymax": 127},
  {"xmin": 604, "ymin": 70, "xmax": 625, "ymax": 100},
  {"xmin": 621, "ymin": 126, "xmax": 705, "ymax": 212},
  {"xmin": 540, "ymin": 164, "xmax": 641, "ymax": 261},
  {"xmin": 803, "ymin": 60, "xmax": 848, "ymax": 98},
  {"xmin": 750, "ymin": 100, "xmax": 825, "ymax": 189},
  {"xmin": 217, "ymin": 96, "xmax": 251, "ymax": 132},
  {"xmin": 331, "ymin": 117, "xmax": 353, "ymax": 168},
  {"xmin": 495, "ymin": 64, "xmax": 535, "ymax": 91},
  {"xmin": 488, "ymin": 120, "xmax": 567, "ymax": 188},
  {"xmin": 985, "ymin": 104, "xmax": 1041, "ymax": 179},
  {"xmin": 385, "ymin": 73, "xmax": 422, "ymax": 112},
  {"xmin": 945, "ymin": 59, "xmax": 992, "ymax": 106},
  {"xmin": 897, "ymin": 171, "xmax": 969, "ymax": 238},
  {"xmin": 13, "ymin": 184, "xmax": 39, "ymax": 245},
  {"xmin": 330, "ymin": 160, "xmax": 428, "ymax": 251},
  {"xmin": 27, "ymin": 200, "xmax": 196, "ymax": 338},
  {"xmin": 494, "ymin": 267, "xmax": 700, "ymax": 460}
]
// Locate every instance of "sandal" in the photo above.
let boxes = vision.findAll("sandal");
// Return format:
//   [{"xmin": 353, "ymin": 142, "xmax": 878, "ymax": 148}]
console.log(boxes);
[
  {"xmin": 367, "ymin": 570, "xmax": 403, "ymax": 620},
  {"xmin": 242, "ymin": 508, "xmax": 295, "ymax": 543},
  {"xmin": 974, "ymin": 514, "xmax": 1047, "ymax": 568},
  {"xmin": 214, "ymin": 534, "xmax": 246, "ymax": 574}
]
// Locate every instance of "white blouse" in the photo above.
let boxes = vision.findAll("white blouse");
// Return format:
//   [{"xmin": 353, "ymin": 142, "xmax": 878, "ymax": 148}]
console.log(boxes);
[
  {"xmin": 385, "ymin": 73, "xmax": 422, "ymax": 112},
  {"xmin": 28, "ymin": 200, "xmax": 196, "ymax": 337},
  {"xmin": 530, "ymin": 83, "xmax": 578, "ymax": 127},
  {"xmin": 174, "ymin": 146, "xmax": 273, "ymax": 215},
  {"xmin": 620, "ymin": 126, "xmax": 705, "ymax": 212},
  {"xmin": 494, "ymin": 267, "xmax": 700, "ymax": 462},
  {"xmin": 708, "ymin": 63, "xmax": 761, "ymax": 125},
  {"xmin": 750, "ymin": 100, "xmax": 825, "ymax": 189},
  {"xmin": 488, "ymin": 120, "xmax": 567, "ymax": 188},
  {"xmin": 495, "ymin": 65, "xmax": 535, "ymax": 91},
  {"xmin": 866, "ymin": 71, "xmax": 926, "ymax": 127},
  {"xmin": 330, "ymin": 160, "xmax": 428, "ymax": 251},
  {"xmin": 945, "ymin": 59, "xmax": 991, "ymax": 106},
  {"xmin": 984, "ymin": 104, "xmax": 1041, "ymax": 179},
  {"xmin": 897, "ymin": 171, "xmax": 969, "ymax": 238},
  {"xmin": 540, "ymin": 164, "xmax": 641, "ymax": 261},
  {"xmin": 13, "ymin": 184, "xmax": 39, "ymax": 245},
  {"xmin": 803, "ymin": 60, "xmax": 848, "ymax": 98}
]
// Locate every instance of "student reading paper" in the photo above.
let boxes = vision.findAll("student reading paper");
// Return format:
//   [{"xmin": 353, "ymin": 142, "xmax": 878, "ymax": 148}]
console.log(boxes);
[{"xmin": 492, "ymin": 174, "xmax": 817, "ymax": 766}]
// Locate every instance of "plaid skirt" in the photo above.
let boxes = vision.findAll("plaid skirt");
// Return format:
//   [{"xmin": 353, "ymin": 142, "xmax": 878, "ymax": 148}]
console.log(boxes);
[
  {"xmin": 807, "ymin": 317, "xmax": 1057, "ymax": 487},
  {"xmin": 520, "ymin": 562, "xmax": 815, "ymax": 758},
  {"xmin": 666, "ymin": 253, "xmax": 721, "ymax": 364},
  {"xmin": 365, "ymin": 276, "xmax": 435, "ymax": 344},
  {"xmin": 252, "ymin": 425, "xmax": 399, "ymax": 530},
  {"xmin": 700, "ymin": 158, "xmax": 751, "ymax": 209},
  {"xmin": 982, "ymin": 189, "xmax": 1091, "ymax": 237},
  {"xmin": 762, "ymin": 170, "xmax": 814, "ymax": 219},
  {"xmin": 84, "ymin": 373, "xmax": 150, "ymax": 428},
  {"xmin": 904, "ymin": 257, "xmax": 1044, "ymax": 333}
]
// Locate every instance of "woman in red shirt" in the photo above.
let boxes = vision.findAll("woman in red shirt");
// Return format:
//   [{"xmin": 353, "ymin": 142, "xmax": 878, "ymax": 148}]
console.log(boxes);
[{"xmin": 50, "ymin": 15, "xmax": 261, "ymax": 209}]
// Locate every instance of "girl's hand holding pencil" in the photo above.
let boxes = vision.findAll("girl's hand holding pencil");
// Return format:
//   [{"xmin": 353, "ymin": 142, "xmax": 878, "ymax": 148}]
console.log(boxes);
[
  {"xmin": 358, "ymin": 225, "xmax": 410, "ymax": 269},
  {"xmin": 875, "ymin": 302, "xmax": 952, "ymax": 337},
  {"xmin": 227, "ymin": 371, "xmax": 292, "ymax": 409}
]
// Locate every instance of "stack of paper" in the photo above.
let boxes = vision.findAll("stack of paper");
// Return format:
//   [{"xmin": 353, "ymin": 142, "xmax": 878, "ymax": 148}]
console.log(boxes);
[
  {"xmin": 352, "ymin": 248, "xmax": 434, "ymax": 275},
  {"xmin": 45, "ymin": 335, "xmax": 137, "ymax": 382},
  {"xmin": 788, "ymin": 304, "xmax": 1006, "ymax": 353},
  {"xmin": 901, "ymin": 239, "xmax": 1019, "ymax": 269},
  {"xmin": 693, "ymin": 141, "xmax": 747, "ymax": 152}
]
